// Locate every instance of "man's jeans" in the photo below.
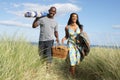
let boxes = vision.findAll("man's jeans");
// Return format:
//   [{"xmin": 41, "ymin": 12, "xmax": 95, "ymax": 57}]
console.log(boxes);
[{"xmin": 38, "ymin": 40, "xmax": 54, "ymax": 63}]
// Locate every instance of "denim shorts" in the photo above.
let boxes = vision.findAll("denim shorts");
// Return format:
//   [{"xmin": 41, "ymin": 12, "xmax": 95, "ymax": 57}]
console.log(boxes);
[{"xmin": 38, "ymin": 40, "xmax": 54, "ymax": 63}]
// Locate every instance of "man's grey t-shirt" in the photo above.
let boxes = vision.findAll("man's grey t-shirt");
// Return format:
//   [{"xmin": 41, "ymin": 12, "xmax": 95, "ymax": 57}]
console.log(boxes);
[{"xmin": 37, "ymin": 17, "xmax": 58, "ymax": 41}]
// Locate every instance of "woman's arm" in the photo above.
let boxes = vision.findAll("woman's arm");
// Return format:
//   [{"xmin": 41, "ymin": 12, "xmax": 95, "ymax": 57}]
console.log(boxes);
[{"xmin": 61, "ymin": 26, "xmax": 69, "ymax": 44}]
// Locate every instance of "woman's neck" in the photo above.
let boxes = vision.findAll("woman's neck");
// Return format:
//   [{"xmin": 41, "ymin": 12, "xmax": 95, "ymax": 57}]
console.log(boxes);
[{"xmin": 71, "ymin": 23, "xmax": 77, "ymax": 26}]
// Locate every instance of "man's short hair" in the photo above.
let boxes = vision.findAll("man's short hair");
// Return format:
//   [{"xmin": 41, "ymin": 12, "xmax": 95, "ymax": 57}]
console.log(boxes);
[{"xmin": 49, "ymin": 6, "xmax": 57, "ymax": 11}]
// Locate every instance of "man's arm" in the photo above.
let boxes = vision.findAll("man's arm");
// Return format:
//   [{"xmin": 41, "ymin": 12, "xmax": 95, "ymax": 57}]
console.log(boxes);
[
  {"xmin": 54, "ymin": 31, "xmax": 59, "ymax": 43},
  {"xmin": 32, "ymin": 17, "xmax": 40, "ymax": 28}
]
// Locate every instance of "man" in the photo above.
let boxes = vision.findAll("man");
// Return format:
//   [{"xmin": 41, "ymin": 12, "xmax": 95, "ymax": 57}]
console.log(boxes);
[{"xmin": 32, "ymin": 6, "xmax": 59, "ymax": 67}]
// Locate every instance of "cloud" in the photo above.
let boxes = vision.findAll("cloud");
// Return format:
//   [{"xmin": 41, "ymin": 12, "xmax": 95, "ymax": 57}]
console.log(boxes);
[
  {"xmin": 68, "ymin": 0, "xmax": 78, "ymax": 3},
  {"xmin": 12, "ymin": 3, "xmax": 21, "ymax": 8},
  {"xmin": 52, "ymin": 3, "xmax": 81, "ymax": 15},
  {"xmin": 0, "ymin": 20, "xmax": 31, "ymax": 27},
  {"xmin": 112, "ymin": 25, "xmax": 120, "ymax": 29},
  {"xmin": 1, "ymin": 3, "xmax": 81, "ymax": 28},
  {"xmin": 7, "ymin": 3, "xmax": 81, "ymax": 17}
]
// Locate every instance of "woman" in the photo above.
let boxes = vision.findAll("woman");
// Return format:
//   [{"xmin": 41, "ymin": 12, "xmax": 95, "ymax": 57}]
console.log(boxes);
[{"xmin": 61, "ymin": 13, "xmax": 83, "ymax": 78}]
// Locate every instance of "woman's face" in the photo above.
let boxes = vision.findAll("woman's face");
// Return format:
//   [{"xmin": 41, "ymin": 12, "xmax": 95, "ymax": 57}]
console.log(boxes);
[{"xmin": 71, "ymin": 14, "xmax": 78, "ymax": 23}]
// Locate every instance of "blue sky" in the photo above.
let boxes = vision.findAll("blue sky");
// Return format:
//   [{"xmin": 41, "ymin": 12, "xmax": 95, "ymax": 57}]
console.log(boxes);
[{"xmin": 0, "ymin": 0, "xmax": 120, "ymax": 46}]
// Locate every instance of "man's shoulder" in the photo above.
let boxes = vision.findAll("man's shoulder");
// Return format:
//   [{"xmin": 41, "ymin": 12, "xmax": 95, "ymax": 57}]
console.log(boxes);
[
  {"xmin": 40, "ymin": 16, "xmax": 47, "ymax": 20},
  {"xmin": 41, "ymin": 17, "xmax": 58, "ymax": 25}
]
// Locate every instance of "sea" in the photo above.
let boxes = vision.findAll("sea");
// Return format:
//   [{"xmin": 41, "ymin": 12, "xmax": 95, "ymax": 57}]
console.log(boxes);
[{"xmin": 30, "ymin": 42, "xmax": 120, "ymax": 49}]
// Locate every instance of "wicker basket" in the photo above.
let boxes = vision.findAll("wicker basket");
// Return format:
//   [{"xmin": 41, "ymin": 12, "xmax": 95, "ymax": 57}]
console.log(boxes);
[{"xmin": 52, "ymin": 45, "xmax": 69, "ymax": 59}]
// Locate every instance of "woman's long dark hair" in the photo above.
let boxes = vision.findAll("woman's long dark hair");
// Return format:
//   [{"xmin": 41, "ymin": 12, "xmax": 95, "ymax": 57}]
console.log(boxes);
[{"xmin": 67, "ymin": 13, "xmax": 83, "ymax": 31}]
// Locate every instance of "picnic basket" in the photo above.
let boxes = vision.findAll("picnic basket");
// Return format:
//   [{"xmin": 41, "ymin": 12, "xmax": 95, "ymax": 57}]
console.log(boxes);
[{"xmin": 52, "ymin": 45, "xmax": 69, "ymax": 59}]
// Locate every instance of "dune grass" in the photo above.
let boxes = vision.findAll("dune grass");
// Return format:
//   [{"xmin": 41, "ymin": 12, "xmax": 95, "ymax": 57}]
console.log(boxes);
[
  {"xmin": 0, "ymin": 36, "xmax": 120, "ymax": 80},
  {"xmin": 78, "ymin": 47, "xmax": 120, "ymax": 80}
]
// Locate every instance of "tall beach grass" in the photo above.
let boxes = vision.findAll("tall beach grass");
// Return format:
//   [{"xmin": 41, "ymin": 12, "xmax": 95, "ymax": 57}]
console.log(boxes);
[{"xmin": 0, "ymin": 36, "xmax": 120, "ymax": 80}]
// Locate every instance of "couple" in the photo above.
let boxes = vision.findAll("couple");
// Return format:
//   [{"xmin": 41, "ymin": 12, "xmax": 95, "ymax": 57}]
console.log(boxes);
[{"xmin": 32, "ymin": 6, "xmax": 85, "ymax": 78}]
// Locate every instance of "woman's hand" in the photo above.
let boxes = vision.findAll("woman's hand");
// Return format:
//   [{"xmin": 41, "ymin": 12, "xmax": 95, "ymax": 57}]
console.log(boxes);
[{"xmin": 61, "ymin": 37, "xmax": 66, "ymax": 44}]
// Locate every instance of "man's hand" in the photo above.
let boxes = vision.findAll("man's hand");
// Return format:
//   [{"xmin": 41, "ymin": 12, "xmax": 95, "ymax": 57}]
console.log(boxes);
[
  {"xmin": 32, "ymin": 17, "xmax": 41, "ymax": 28},
  {"xmin": 56, "ymin": 38, "xmax": 59, "ymax": 44}
]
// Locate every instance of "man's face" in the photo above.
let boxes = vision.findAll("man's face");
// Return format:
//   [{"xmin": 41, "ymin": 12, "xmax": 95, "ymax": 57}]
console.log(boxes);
[{"xmin": 49, "ymin": 8, "xmax": 56, "ymax": 17}]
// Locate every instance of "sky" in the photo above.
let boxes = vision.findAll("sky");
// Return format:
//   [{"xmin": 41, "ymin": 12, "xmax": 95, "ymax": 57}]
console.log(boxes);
[{"xmin": 0, "ymin": 0, "xmax": 120, "ymax": 46}]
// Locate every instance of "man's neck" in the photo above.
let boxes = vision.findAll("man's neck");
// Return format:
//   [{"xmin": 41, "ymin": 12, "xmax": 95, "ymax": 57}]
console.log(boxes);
[{"xmin": 47, "ymin": 15, "xmax": 54, "ymax": 19}]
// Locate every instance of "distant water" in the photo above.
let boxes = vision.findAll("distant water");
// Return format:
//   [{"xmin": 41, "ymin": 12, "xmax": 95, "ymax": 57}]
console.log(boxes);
[
  {"xmin": 30, "ymin": 42, "xmax": 38, "ymax": 45},
  {"xmin": 30, "ymin": 42, "xmax": 120, "ymax": 49},
  {"xmin": 90, "ymin": 45, "xmax": 120, "ymax": 49}
]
